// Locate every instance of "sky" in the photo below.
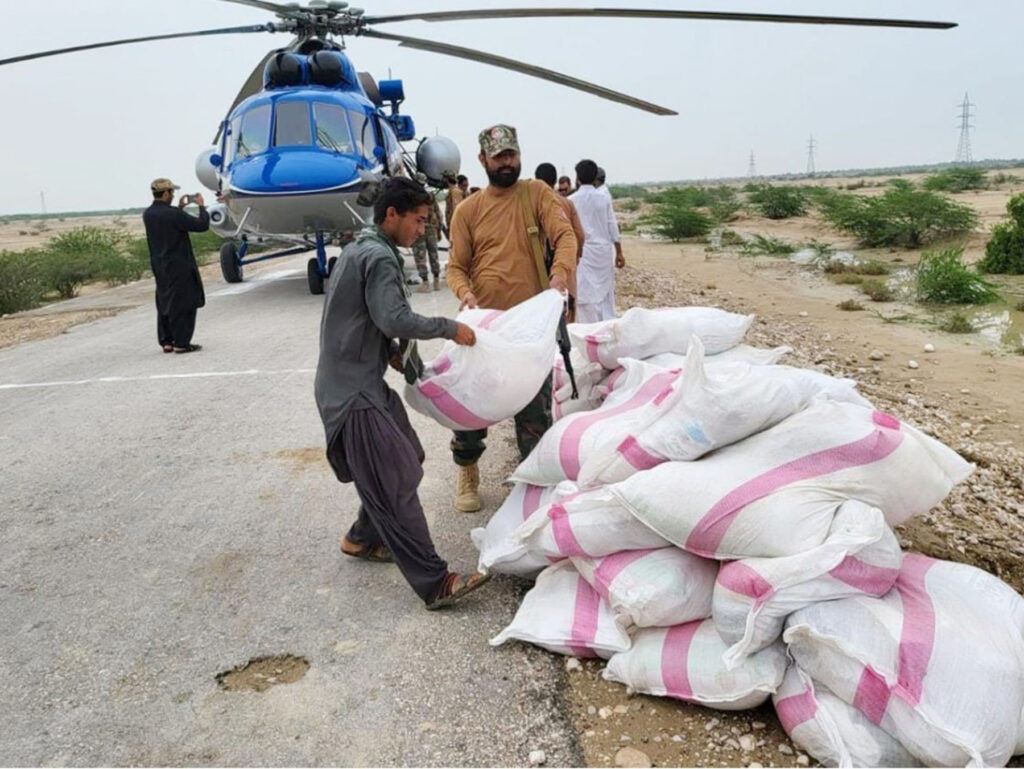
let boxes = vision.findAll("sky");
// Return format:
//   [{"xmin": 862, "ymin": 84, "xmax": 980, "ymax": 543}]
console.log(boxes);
[{"xmin": 0, "ymin": 0, "xmax": 1019, "ymax": 214}]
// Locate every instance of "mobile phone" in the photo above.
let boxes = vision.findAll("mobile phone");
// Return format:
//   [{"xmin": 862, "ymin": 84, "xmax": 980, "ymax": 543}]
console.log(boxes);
[{"xmin": 182, "ymin": 194, "xmax": 193, "ymax": 205}]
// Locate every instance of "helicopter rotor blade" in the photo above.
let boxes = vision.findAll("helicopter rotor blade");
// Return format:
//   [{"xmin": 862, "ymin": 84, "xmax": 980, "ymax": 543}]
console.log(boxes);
[
  {"xmin": 216, "ymin": 0, "xmax": 303, "ymax": 17},
  {"xmin": 359, "ymin": 29, "xmax": 677, "ymax": 116},
  {"xmin": 362, "ymin": 8, "xmax": 956, "ymax": 31},
  {"xmin": 0, "ymin": 24, "xmax": 276, "ymax": 67}
]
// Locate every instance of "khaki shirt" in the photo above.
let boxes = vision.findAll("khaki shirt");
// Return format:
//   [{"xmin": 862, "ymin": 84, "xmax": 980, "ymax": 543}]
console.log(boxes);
[
  {"xmin": 446, "ymin": 179, "xmax": 578, "ymax": 311},
  {"xmin": 555, "ymin": 194, "xmax": 585, "ymax": 301},
  {"xmin": 444, "ymin": 186, "xmax": 465, "ymax": 233}
]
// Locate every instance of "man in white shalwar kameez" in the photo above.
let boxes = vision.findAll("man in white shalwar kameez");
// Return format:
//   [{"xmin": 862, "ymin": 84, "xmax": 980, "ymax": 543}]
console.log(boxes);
[{"xmin": 569, "ymin": 159, "xmax": 625, "ymax": 323}]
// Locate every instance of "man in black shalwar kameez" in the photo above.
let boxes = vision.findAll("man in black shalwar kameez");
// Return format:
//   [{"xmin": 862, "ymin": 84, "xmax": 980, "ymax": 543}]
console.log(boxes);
[
  {"xmin": 314, "ymin": 176, "xmax": 489, "ymax": 610},
  {"xmin": 142, "ymin": 178, "xmax": 210, "ymax": 354}
]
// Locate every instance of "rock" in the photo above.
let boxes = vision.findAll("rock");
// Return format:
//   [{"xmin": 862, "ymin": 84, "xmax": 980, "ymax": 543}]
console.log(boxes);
[
  {"xmin": 752, "ymin": 721, "xmax": 766, "ymax": 730},
  {"xmin": 778, "ymin": 744, "xmax": 794, "ymax": 755},
  {"xmin": 587, "ymin": 705, "xmax": 597, "ymax": 715},
  {"xmin": 924, "ymin": 343, "xmax": 935, "ymax": 353},
  {"xmin": 748, "ymin": 763, "xmax": 764, "ymax": 768},
  {"xmin": 672, "ymin": 735, "xmax": 683, "ymax": 743},
  {"xmin": 799, "ymin": 311, "xmax": 809, "ymax": 317},
  {"xmin": 739, "ymin": 734, "xmax": 757, "ymax": 752},
  {"xmin": 614, "ymin": 747, "xmax": 652, "ymax": 768},
  {"xmin": 725, "ymin": 739, "xmax": 741, "ymax": 750},
  {"xmin": 869, "ymin": 349, "xmax": 885, "ymax": 361},
  {"xmin": 614, "ymin": 704, "xmax": 630, "ymax": 714},
  {"xmin": 565, "ymin": 657, "xmax": 582, "ymax": 672},
  {"xmin": 599, "ymin": 707, "xmax": 614, "ymax": 719},
  {"xmin": 704, "ymin": 718, "xmax": 720, "ymax": 731},
  {"xmin": 908, "ymin": 359, "xmax": 919, "ymax": 369},
  {"xmin": 796, "ymin": 754, "xmax": 810, "ymax": 766},
  {"xmin": 528, "ymin": 750, "xmax": 546, "ymax": 766}
]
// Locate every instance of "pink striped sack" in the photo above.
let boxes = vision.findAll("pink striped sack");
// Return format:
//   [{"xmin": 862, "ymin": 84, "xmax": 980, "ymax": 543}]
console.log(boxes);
[
  {"xmin": 404, "ymin": 290, "xmax": 564, "ymax": 431},
  {"xmin": 489, "ymin": 561, "xmax": 631, "ymax": 658},
  {"xmin": 712, "ymin": 500, "xmax": 902, "ymax": 667},
  {"xmin": 603, "ymin": 619, "xmax": 787, "ymax": 710},
  {"xmin": 471, "ymin": 481, "xmax": 573, "ymax": 576},
  {"xmin": 571, "ymin": 547, "xmax": 718, "ymax": 628},
  {"xmin": 610, "ymin": 399, "xmax": 974, "ymax": 560},
  {"xmin": 577, "ymin": 338, "xmax": 871, "ymax": 488},
  {"xmin": 773, "ymin": 665, "xmax": 921, "ymax": 768},
  {"xmin": 568, "ymin": 306, "xmax": 754, "ymax": 369},
  {"xmin": 512, "ymin": 486, "xmax": 671, "ymax": 561},
  {"xmin": 511, "ymin": 362, "xmax": 686, "ymax": 487},
  {"xmin": 784, "ymin": 555, "xmax": 1024, "ymax": 767}
]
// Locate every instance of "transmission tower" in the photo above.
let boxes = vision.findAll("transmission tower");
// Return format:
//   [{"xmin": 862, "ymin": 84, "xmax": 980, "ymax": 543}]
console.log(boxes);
[
  {"xmin": 747, "ymin": 151, "xmax": 757, "ymax": 178},
  {"xmin": 806, "ymin": 135, "xmax": 817, "ymax": 176},
  {"xmin": 954, "ymin": 92, "xmax": 975, "ymax": 164}
]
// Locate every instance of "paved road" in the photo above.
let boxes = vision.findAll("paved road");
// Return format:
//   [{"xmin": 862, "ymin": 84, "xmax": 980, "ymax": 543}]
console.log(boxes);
[{"xmin": 0, "ymin": 253, "xmax": 579, "ymax": 766}]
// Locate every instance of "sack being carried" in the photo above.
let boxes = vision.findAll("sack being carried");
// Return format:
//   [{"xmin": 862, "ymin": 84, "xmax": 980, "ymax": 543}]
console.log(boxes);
[{"xmin": 404, "ymin": 290, "xmax": 564, "ymax": 431}]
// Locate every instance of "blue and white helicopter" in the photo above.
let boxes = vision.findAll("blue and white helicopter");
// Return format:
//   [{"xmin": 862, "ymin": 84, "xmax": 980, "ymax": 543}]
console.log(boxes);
[{"xmin": 0, "ymin": 0, "xmax": 955, "ymax": 294}]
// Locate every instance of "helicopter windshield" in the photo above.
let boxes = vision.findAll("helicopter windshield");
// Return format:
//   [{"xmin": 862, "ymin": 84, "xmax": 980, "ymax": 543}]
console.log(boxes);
[
  {"xmin": 313, "ymin": 103, "xmax": 355, "ymax": 154},
  {"xmin": 273, "ymin": 101, "xmax": 312, "ymax": 147},
  {"xmin": 234, "ymin": 104, "xmax": 271, "ymax": 161},
  {"xmin": 347, "ymin": 108, "xmax": 377, "ymax": 163}
]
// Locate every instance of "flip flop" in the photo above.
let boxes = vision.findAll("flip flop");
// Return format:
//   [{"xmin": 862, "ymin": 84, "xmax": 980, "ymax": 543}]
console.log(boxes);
[
  {"xmin": 339, "ymin": 536, "xmax": 393, "ymax": 563},
  {"xmin": 173, "ymin": 344, "xmax": 203, "ymax": 354},
  {"xmin": 426, "ymin": 571, "xmax": 490, "ymax": 611},
  {"xmin": 162, "ymin": 345, "xmax": 174, "ymax": 353}
]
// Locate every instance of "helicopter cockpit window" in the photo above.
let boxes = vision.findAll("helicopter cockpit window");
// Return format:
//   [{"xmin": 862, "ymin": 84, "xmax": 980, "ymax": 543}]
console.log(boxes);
[
  {"xmin": 235, "ymin": 105, "xmax": 271, "ymax": 160},
  {"xmin": 273, "ymin": 101, "xmax": 313, "ymax": 147},
  {"xmin": 347, "ymin": 109, "xmax": 377, "ymax": 162},
  {"xmin": 313, "ymin": 103, "xmax": 355, "ymax": 154}
]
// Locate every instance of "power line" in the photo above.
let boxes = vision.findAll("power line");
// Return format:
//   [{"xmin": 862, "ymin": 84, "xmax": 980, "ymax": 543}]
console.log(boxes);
[
  {"xmin": 806, "ymin": 135, "xmax": 817, "ymax": 176},
  {"xmin": 954, "ymin": 92, "xmax": 975, "ymax": 165},
  {"xmin": 747, "ymin": 150, "xmax": 757, "ymax": 178}
]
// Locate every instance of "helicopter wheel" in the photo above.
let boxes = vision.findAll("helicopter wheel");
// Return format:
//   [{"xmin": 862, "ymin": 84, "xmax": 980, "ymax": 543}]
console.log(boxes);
[
  {"xmin": 307, "ymin": 257, "xmax": 325, "ymax": 295},
  {"xmin": 327, "ymin": 256, "xmax": 338, "ymax": 276},
  {"xmin": 220, "ymin": 241, "xmax": 243, "ymax": 283}
]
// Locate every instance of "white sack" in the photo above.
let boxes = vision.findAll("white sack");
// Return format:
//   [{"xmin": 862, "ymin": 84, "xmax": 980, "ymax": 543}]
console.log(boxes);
[
  {"xmin": 512, "ymin": 360, "xmax": 685, "ymax": 487},
  {"xmin": 571, "ymin": 547, "xmax": 717, "ymax": 628},
  {"xmin": 712, "ymin": 500, "xmax": 902, "ymax": 667},
  {"xmin": 471, "ymin": 482, "xmax": 564, "ymax": 576},
  {"xmin": 773, "ymin": 664, "xmax": 921, "ymax": 768},
  {"xmin": 784, "ymin": 554, "xmax": 1024, "ymax": 767},
  {"xmin": 610, "ymin": 399, "xmax": 973, "ymax": 559},
  {"xmin": 603, "ymin": 619, "xmax": 786, "ymax": 710},
  {"xmin": 578, "ymin": 338, "xmax": 872, "ymax": 487},
  {"xmin": 404, "ymin": 290, "xmax": 564, "ymax": 431},
  {"xmin": 489, "ymin": 560, "xmax": 631, "ymax": 658},
  {"xmin": 552, "ymin": 349, "xmax": 608, "ymax": 421},
  {"xmin": 568, "ymin": 305, "xmax": 753, "ymax": 369},
  {"xmin": 512, "ymin": 485, "xmax": 672, "ymax": 561}
]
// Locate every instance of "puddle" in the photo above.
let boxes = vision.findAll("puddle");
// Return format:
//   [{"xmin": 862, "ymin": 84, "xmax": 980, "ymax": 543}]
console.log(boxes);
[{"xmin": 216, "ymin": 654, "xmax": 310, "ymax": 693}]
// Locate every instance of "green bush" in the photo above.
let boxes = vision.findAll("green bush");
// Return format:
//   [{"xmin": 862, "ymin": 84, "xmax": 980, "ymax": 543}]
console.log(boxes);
[
  {"xmin": 638, "ymin": 203, "xmax": 712, "ymax": 241},
  {"xmin": 741, "ymin": 234, "xmax": 794, "ymax": 255},
  {"xmin": 978, "ymin": 192, "xmax": 1024, "ymax": 274},
  {"xmin": 819, "ymin": 186, "xmax": 978, "ymax": 248},
  {"xmin": 618, "ymin": 198, "xmax": 642, "ymax": 213},
  {"xmin": 940, "ymin": 311, "xmax": 974, "ymax": 333},
  {"xmin": 188, "ymin": 229, "xmax": 225, "ymax": 265},
  {"xmin": 837, "ymin": 299, "xmax": 864, "ymax": 311},
  {"xmin": 915, "ymin": 246, "xmax": 998, "ymax": 304},
  {"xmin": 44, "ymin": 226, "xmax": 145, "ymax": 293},
  {"xmin": 829, "ymin": 272, "xmax": 864, "ymax": 285},
  {"xmin": 923, "ymin": 167, "xmax": 987, "ymax": 192},
  {"xmin": 747, "ymin": 185, "xmax": 807, "ymax": 219},
  {"xmin": 0, "ymin": 249, "xmax": 48, "ymax": 314},
  {"xmin": 707, "ymin": 187, "xmax": 741, "ymax": 223},
  {"xmin": 859, "ymin": 278, "xmax": 895, "ymax": 302},
  {"xmin": 609, "ymin": 184, "xmax": 650, "ymax": 201}
]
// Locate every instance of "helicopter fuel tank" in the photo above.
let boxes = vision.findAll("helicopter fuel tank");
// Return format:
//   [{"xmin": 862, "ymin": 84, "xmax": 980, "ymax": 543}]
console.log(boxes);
[
  {"xmin": 416, "ymin": 136, "xmax": 461, "ymax": 188},
  {"xmin": 195, "ymin": 147, "xmax": 221, "ymax": 192}
]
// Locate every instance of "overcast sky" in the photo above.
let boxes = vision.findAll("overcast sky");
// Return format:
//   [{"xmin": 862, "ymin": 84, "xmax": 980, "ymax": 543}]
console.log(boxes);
[{"xmin": 0, "ymin": 1, "xmax": 1018, "ymax": 214}]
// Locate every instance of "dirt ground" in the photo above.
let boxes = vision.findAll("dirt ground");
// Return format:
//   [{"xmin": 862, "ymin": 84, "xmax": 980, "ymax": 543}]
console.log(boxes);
[{"xmin": 563, "ymin": 208, "xmax": 1024, "ymax": 767}]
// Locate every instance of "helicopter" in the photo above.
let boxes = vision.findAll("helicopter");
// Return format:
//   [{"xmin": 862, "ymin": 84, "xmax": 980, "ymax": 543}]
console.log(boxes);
[{"xmin": 0, "ymin": 1, "xmax": 955, "ymax": 295}]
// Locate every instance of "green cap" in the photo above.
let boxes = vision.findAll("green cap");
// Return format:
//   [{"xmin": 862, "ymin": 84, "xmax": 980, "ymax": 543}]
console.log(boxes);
[{"xmin": 478, "ymin": 124, "xmax": 520, "ymax": 158}]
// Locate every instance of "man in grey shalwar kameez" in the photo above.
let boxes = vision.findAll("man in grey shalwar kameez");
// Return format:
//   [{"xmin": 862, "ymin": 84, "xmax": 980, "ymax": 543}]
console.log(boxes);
[{"xmin": 314, "ymin": 176, "xmax": 487, "ymax": 609}]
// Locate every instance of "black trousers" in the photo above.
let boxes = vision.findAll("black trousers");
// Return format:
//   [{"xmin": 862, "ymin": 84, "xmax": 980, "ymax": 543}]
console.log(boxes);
[
  {"xmin": 327, "ymin": 389, "xmax": 448, "ymax": 604},
  {"xmin": 156, "ymin": 300, "xmax": 197, "ymax": 348},
  {"xmin": 451, "ymin": 375, "xmax": 552, "ymax": 466}
]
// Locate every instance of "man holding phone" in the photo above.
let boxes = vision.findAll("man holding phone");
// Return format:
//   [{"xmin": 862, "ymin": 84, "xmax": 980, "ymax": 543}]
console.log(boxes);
[{"xmin": 142, "ymin": 178, "xmax": 210, "ymax": 353}]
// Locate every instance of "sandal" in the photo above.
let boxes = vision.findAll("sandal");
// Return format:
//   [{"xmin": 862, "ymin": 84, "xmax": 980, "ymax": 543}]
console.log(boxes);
[
  {"xmin": 162, "ymin": 344, "xmax": 174, "ymax": 353},
  {"xmin": 173, "ymin": 343, "xmax": 202, "ymax": 354},
  {"xmin": 426, "ymin": 571, "xmax": 490, "ymax": 611},
  {"xmin": 339, "ymin": 535, "xmax": 393, "ymax": 563}
]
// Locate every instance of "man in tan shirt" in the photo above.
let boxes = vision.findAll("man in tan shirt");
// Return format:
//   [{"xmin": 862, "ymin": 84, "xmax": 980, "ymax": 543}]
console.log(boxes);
[{"xmin": 445, "ymin": 124, "xmax": 578, "ymax": 512}]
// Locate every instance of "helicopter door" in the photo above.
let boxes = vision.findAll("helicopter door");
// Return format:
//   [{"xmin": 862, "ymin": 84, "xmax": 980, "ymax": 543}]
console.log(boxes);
[{"xmin": 375, "ymin": 116, "xmax": 404, "ymax": 176}]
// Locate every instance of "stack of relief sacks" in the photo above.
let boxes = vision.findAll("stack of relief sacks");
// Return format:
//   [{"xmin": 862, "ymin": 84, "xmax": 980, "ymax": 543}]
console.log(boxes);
[{"xmin": 464, "ymin": 305, "xmax": 1024, "ymax": 769}]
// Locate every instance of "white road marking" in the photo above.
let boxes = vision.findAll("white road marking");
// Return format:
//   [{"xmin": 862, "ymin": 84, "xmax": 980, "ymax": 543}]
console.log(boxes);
[
  {"xmin": 0, "ymin": 368, "xmax": 315, "ymax": 391},
  {"xmin": 208, "ymin": 268, "xmax": 304, "ymax": 297}
]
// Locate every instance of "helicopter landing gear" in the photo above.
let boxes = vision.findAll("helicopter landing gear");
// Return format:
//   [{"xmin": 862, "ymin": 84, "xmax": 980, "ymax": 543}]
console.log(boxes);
[
  {"xmin": 220, "ymin": 240, "xmax": 244, "ymax": 283},
  {"xmin": 306, "ymin": 231, "xmax": 329, "ymax": 295}
]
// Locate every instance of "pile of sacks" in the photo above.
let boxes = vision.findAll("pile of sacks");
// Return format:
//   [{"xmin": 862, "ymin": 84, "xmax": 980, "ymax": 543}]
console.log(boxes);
[{"xmin": 463, "ymin": 305, "xmax": 1024, "ymax": 768}]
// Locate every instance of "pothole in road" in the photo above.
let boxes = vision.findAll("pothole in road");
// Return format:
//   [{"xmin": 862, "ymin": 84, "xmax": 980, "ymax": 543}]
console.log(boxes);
[{"xmin": 216, "ymin": 654, "xmax": 310, "ymax": 692}]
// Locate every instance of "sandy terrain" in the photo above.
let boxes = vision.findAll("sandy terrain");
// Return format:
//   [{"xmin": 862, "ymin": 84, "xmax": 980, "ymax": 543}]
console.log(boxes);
[{"xmin": 0, "ymin": 213, "xmax": 145, "ymax": 253}]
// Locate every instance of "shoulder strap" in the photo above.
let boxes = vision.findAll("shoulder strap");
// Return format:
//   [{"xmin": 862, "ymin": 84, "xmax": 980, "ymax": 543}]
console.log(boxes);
[{"xmin": 517, "ymin": 180, "xmax": 550, "ymax": 290}]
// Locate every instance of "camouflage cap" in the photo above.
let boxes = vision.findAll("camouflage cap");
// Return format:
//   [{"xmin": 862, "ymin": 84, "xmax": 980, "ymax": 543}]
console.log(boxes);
[
  {"xmin": 478, "ymin": 124, "xmax": 520, "ymax": 158},
  {"xmin": 150, "ymin": 178, "xmax": 180, "ymax": 193}
]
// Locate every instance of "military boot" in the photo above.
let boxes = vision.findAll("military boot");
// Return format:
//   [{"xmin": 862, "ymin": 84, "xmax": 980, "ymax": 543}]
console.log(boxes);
[{"xmin": 454, "ymin": 462, "xmax": 482, "ymax": 513}]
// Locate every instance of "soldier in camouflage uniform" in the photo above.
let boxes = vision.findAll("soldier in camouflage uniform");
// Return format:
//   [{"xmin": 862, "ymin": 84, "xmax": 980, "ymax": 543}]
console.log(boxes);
[{"xmin": 411, "ymin": 193, "xmax": 443, "ymax": 292}]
